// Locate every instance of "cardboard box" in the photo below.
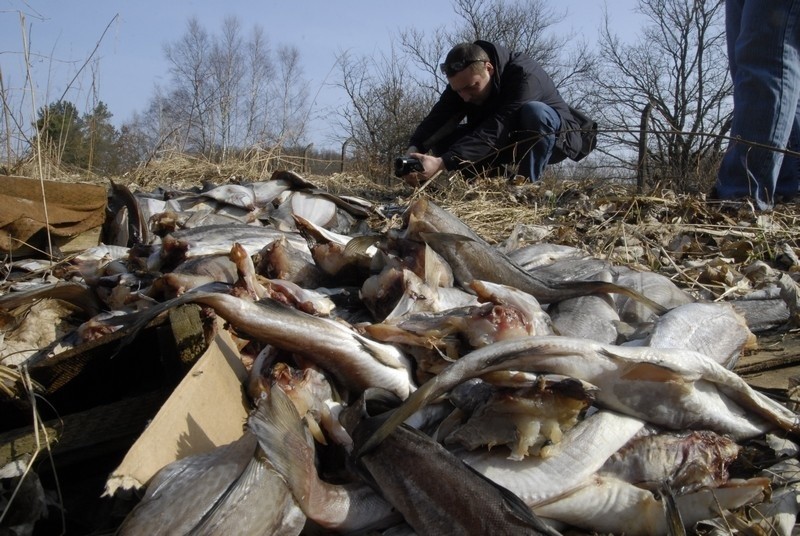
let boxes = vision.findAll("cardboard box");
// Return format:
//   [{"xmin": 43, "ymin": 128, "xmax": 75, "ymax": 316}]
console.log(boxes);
[{"xmin": 104, "ymin": 326, "xmax": 250, "ymax": 495}]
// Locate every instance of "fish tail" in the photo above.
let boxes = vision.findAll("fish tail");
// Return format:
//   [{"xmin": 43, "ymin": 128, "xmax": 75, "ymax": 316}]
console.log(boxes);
[
  {"xmin": 658, "ymin": 481, "xmax": 687, "ymax": 536},
  {"xmin": 354, "ymin": 378, "xmax": 439, "ymax": 457},
  {"xmin": 248, "ymin": 386, "xmax": 316, "ymax": 504}
]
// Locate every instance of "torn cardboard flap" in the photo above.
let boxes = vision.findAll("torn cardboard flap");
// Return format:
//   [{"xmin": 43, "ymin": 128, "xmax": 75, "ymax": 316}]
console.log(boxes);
[
  {"xmin": 104, "ymin": 326, "xmax": 250, "ymax": 496},
  {"xmin": 0, "ymin": 175, "xmax": 107, "ymax": 254}
]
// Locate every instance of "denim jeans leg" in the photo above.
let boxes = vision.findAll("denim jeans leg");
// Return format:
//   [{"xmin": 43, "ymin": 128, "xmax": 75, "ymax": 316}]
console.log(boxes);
[
  {"xmin": 776, "ymin": 106, "xmax": 800, "ymax": 197},
  {"xmin": 716, "ymin": 0, "xmax": 800, "ymax": 208},
  {"xmin": 514, "ymin": 101, "xmax": 561, "ymax": 181}
]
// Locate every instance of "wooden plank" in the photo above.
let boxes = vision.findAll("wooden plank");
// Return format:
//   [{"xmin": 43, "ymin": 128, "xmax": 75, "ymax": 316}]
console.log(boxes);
[{"xmin": 0, "ymin": 389, "xmax": 167, "ymax": 467}]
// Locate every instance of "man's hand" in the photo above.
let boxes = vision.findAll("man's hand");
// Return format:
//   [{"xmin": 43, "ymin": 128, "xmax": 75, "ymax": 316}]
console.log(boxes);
[{"xmin": 402, "ymin": 153, "xmax": 445, "ymax": 187}]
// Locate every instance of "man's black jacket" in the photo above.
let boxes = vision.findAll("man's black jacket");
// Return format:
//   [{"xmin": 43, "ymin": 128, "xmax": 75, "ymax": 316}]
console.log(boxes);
[{"xmin": 408, "ymin": 40, "xmax": 581, "ymax": 170}]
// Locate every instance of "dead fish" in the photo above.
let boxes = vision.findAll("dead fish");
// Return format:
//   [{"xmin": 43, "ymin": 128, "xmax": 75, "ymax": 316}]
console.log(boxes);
[
  {"xmin": 0, "ymin": 281, "xmax": 104, "ymax": 318},
  {"xmin": 106, "ymin": 179, "xmax": 148, "ymax": 246},
  {"xmin": 293, "ymin": 214, "xmax": 377, "ymax": 281},
  {"xmin": 148, "ymin": 254, "xmax": 239, "ymax": 299},
  {"xmin": 470, "ymin": 280, "xmax": 554, "ymax": 337},
  {"xmin": 612, "ymin": 267, "xmax": 695, "ymax": 323},
  {"xmin": 151, "ymin": 209, "xmax": 255, "ymax": 235},
  {"xmin": 247, "ymin": 177, "xmax": 292, "ymax": 206},
  {"xmin": 228, "ymin": 242, "xmax": 268, "ymax": 300},
  {"xmin": 269, "ymin": 169, "xmax": 374, "ymax": 219},
  {"xmin": 357, "ymin": 335, "xmax": 799, "ymax": 455},
  {"xmin": 68, "ymin": 245, "xmax": 131, "ymax": 283},
  {"xmin": 600, "ymin": 430, "xmax": 741, "ymax": 493},
  {"xmin": 548, "ymin": 293, "xmax": 620, "ymax": 344},
  {"xmin": 403, "ymin": 199, "xmax": 667, "ymax": 312},
  {"xmin": 458, "ymin": 410, "xmax": 645, "ymax": 508},
  {"xmin": 623, "ymin": 301, "xmax": 756, "ymax": 369},
  {"xmin": 531, "ymin": 474, "xmax": 770, "ymax": 536},
  {"xmin": 361, "ymin": 267, "xmax": 476, "ymax": 323},
  {"xmin": 116, "ymin": 433, "xmax": 304, "ymax": 536},
  {"xmin": 365, "ymin": 300, "xmax": 545, "ymax": 381},
  {"xmin": 730, "ymin": 292, "xmax": 791, "ymax": 333},
  {"xmin": 526, "ymin": 256, "xmax": 613, "ymax": 284},
  {"xmin": 362, "ymin": 280, "xmax": 553, "ymax": 352},
  {"xmin": 135, "ymin": 195, "xmax": 169, "ymax": 233},
  {"xmin": 255, "ymin": 235, "xmax": 326, "ymax": 288},
  {"xmin": 746, "ymin": 458, "xmax": 800, "ymax": 535},
  {"xmin": 290, "ymin": 191, "xmax": 337, "ymax": 227},
  {"xmin": 264, "ymin": 278, "xmax": 336, "ymax": 317},
  {"xmin": 0, "ymin": 456, "xmax": 48, "ymax": 535},
  {"xmin": 151, "ymin": 224, "xmax": 308, "ymax": 271},
  {"xmin": 339, "ymin": 388, "xmax": 562, "ymax": 536},
  {"xmin": 442, "ymin": 376, "xmax": 593, "ymax": 460},
  {"xmin": 248, "ymin": 386, "xmax": 401, "ymax": 533},
  {"xmin": 0, "ymin": 297, "xmax": 86, "ymax": 366},
  {"xmin": 265, "ymin": 362, "xmax": 353, "ymax": 450},
  {"xmin": 112, "ymin": 284, "xmax": 415, "ymax": 399},
  {"xmin": 198, "ymin": 183, "xmax": 256, "ymax": 210},
  {"xmin": 421, "ymin": 242, "xmax": 455, "ymax": 287},
  {"xmin": 506, "ymin": 243, "xmax": 591, "ymax": 271}
]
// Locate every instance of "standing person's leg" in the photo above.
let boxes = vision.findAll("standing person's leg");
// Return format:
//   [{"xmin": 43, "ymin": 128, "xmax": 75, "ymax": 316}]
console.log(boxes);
[
  {"xmin": 716, "ymin": 0, "xmax": 800, "ymax": 209},
  {"xmin": 776, "ymin": 104, "xmax": 800, "ymax": 199},
  {"xmin": 513, "ymin": 101, "xmax": 561, "ymax": 181}
]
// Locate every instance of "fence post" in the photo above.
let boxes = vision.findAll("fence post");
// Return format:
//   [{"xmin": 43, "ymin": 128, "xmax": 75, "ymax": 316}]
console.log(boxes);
[
  {"xmin": 341, "ymin": 138, "xmax": 353, "ymax": 173},
  {"xmin": 303, "ymin": 143, "xmax": 314, "ymax": 173},
  {"xmin": 637, "ymin": 102, "xmax": 653, "ymax": 193}
]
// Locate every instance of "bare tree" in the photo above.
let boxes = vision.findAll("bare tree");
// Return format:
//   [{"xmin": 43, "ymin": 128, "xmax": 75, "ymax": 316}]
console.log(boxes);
[
  {"xmin": 452, "ymin": 0, "xmax": 564, "ymax": 72},
  {"xmin": 590, "ymin": 0, "xmax": 730, "ymax": 190},
  {"xmin": 271, "ymin": 45, "xmax": 310, "ymax": 148},
  {"xmin": 399, "ymin": 0, "xmax": 596, "ymax": 101},
  {"xmin": 133, "ymin": 16, "xmax": 311, "ymax": 164},
  {"xmin": 163, "ymin": 17, "xmax": 214, "ymax": 154},
  {"xmin": 335, "ymin": 47, "xmax": 434, "ymax": 179},
  {"xmin": 210, "ymin": 16, "xmax": 246, "ymax": 161},
  {"xmin": 242, "ymin": 27, "xmax": 274, "ymax": 146}
]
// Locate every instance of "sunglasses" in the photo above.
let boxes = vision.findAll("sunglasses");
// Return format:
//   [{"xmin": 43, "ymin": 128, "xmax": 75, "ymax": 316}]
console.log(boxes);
[{"xmin": 439, "ymin": 59, "xmax": 484, "ymax": 76}]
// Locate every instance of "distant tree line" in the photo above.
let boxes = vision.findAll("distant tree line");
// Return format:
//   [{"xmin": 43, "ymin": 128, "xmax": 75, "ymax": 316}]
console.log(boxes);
[
  {"xmin": 10, "ymin": 0, "xmax": 728, "ymax": 191},
  {"xmin": 32, "ymin": 100, "xmax": 127, "ymax": 174}
]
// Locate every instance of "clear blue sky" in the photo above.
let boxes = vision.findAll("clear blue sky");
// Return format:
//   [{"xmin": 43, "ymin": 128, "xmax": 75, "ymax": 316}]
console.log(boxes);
[{"xmin": 1, "ymin": 0, "xmax": 642, "ymax": 150}]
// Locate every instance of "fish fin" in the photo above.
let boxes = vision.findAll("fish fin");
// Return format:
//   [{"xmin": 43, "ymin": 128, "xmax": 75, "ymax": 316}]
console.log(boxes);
[
  {"xmin": 550, "ymin": 280, "xmax": 669, "ymax": 315},
  {"xmin": 343, "ymin": 235, "xmax": 380, "ymax": 256},
  {"xmin": 248, "ymin": 386, "xmax": 316, "ymax": 504},
  {"xmin": 354, "ymin": 380, "xmax": 440, "ymax": 458},
  {"xmin": 657, "ymin": 480, "xmax": 687, "ymax": 536},
  {"xmin": 271, "ymin": 169, "xmax": 317, "ymax": 189},
  {"xmin": 599, "ymin": 348, "xmax": 702, "ymax": 381}
]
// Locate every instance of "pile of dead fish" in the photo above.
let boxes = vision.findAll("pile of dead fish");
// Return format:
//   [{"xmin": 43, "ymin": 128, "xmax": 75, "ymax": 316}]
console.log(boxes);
[{"xmin": 2, "ymin": 170, "xmax": 800, "ymax": 535}]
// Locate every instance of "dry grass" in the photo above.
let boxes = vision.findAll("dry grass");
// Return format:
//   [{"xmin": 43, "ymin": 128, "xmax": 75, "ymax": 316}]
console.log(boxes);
[{"xmin": 12, "ymin": 156, "xmax": 800, "ymax": 304}]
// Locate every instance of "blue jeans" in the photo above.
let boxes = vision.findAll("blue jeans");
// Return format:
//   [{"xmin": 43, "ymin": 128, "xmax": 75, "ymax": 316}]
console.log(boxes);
[
  {"xmin": 716, "ymin": 0, "xmax": 800, "ymax": 209},
  {"xmin": 431, "ymin": 101, "xmax": 561, "ymax": 181},
  {"xmin": 512, "ymin": 101, "xmax": 561, "ymax": 181}
]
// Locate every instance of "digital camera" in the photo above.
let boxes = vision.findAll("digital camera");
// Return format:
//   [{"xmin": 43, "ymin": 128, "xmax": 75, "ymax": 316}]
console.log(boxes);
[{"xmin": 394, "ymin": 156, "xmax": 424, "ymax": 177}]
